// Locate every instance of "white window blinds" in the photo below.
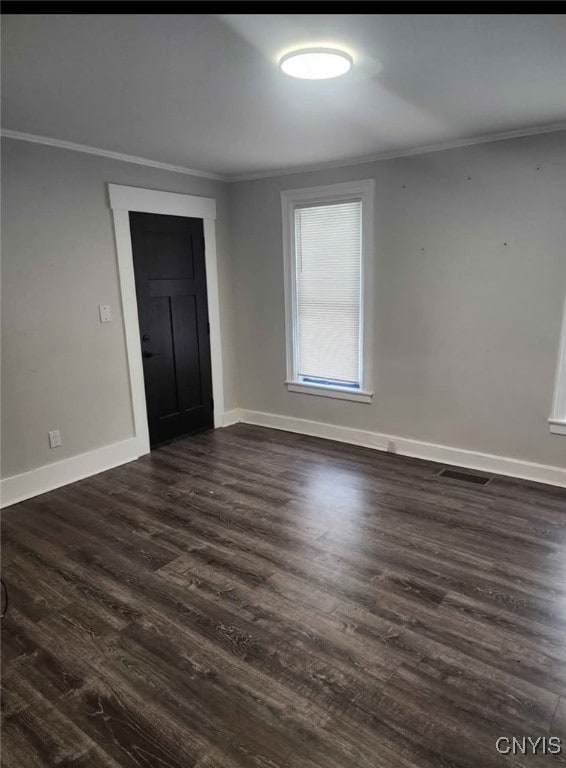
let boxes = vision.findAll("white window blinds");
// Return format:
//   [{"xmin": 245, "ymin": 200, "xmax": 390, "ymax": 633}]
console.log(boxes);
[{"xmin": 294, "ymin": 200, "xmax": 362, "ymax": 387}]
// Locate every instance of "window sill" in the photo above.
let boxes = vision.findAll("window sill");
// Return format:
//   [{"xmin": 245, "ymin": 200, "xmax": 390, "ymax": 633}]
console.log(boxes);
[
  {"xmin": 549, "ymin": 418, "xmax": 566, "ymax": 435},
  {"xmin": 285, "ymin": 381, "xmax": 373, "ymax": 403}
]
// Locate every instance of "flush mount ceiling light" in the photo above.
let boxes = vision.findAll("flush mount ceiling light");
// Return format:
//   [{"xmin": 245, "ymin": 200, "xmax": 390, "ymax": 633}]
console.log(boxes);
[{"xmin": 279, "ymin": 48, "xmax": 352, "ymax": 80}]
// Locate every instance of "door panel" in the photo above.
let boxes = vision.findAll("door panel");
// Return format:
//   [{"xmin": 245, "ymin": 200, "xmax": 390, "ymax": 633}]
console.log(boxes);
[
  {"xmin": 130, "ymin": 212, "xmax": 213, "ymax": 447},
  {"xmin": 146, "ymin": 295, "xmax": 178, "ymax": 419},
  {"xmin": 172, "ymin": 294, "xmax": 203, "ymax": 412}
]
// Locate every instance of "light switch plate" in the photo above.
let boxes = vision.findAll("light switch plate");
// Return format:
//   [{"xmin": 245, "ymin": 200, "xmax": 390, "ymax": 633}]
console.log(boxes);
[
  {"xmin": 99, "ymin": 304, "xmax": 112, "ymax": 323},
  {"xmin": 48, "ymin": 429, "xmax": 61, "ymax": 448}
]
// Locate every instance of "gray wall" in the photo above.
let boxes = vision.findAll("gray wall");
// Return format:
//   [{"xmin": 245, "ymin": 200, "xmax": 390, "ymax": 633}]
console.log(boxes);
[
  {"xmin": 230, "ymin": 132, "xmax": 566, "ymax": 467},
  {"xmin": 1, "ymin": 138, "xmax": 237, "ymax": 478},
  {"xmin": 3, "ymin": 132, "xmax": 565, "ymax": 482}
]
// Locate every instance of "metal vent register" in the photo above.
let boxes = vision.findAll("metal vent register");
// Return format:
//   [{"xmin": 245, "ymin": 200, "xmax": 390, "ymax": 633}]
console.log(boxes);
[{"xmin": 437, "ymin": 468, "xmax": 492, "ymax": 486}]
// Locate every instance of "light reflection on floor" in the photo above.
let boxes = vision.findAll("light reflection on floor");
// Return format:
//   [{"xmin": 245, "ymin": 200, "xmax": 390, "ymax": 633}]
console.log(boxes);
[{"xmin": 290, "ymin": 461, "xmax": 378, "ymax": 549}]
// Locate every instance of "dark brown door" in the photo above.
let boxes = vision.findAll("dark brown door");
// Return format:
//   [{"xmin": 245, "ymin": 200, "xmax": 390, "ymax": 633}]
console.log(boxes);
[{"xmin": 130, "ymin": 212, "xmax": 213, "ymax": 447}]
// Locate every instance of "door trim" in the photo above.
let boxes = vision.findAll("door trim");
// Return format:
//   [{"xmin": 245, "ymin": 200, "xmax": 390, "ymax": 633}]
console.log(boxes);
[{"xmin": 108, "ymin": 184, "xmax": 224, "ymax": 458}]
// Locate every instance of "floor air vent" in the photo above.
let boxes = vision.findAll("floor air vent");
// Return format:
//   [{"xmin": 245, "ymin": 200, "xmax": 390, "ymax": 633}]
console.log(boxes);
[{"xmin": 437, "ymin": 468, "xmax": 492, "ymax": 486}]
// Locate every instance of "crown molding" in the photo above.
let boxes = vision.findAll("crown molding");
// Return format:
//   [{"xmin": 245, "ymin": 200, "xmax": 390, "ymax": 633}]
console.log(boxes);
[
  {"xmin": 3, "ymin": 122, "xmax": 565, "ymax": 185},
  {"xmin": 228, "ymin": 122, "xmax": 566, "ymax": 182},
  {"xmin": 0, "ymin": 129, "xmax": 226, "ymax": 181}
]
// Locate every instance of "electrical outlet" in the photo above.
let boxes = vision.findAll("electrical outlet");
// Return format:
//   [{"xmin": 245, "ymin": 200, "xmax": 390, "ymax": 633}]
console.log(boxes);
[
  {"xmin": 98, "ymin": 304, "xmax": 112, "ymax": 323},
  {"xmin": 387, "ymin": 440, "xmax": 397, "ymax": 454},
  {"xmin": 48, "ymin": 429, "xmax": 61, "ymax": 448}
]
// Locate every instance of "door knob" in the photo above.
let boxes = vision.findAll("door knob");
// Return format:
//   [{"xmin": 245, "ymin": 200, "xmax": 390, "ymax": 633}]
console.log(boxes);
[
  {"xmin": 142, "ymin": 334, "xmax": 151, "ymax": 341},
  {"xmin": 142, "ymin": 351, "xmax": 154, "ymax": 359}
]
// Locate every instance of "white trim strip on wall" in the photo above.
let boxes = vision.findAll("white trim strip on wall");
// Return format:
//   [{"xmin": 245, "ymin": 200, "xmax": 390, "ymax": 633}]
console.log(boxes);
[
  {"xmin": 110, "ymin": 207, "xmax": 152, "ymax": 457},
  {"xmin": 108, "ymin": 183, "xmax": 226, "ymax": 447},
  {"xmin": 2, "ymin": 408, "xmax": 563, "ymax": 508},
  {"xmin": 202, "ymin": 219, "xmax": 225, "ymax": 423},
  {"xmin": 108, "ymin": 184, "xmax": 216, "ymax": 220},
  {"xmin": 0, "ymin": 438, "xmax": 141, "ymax": 508},
  {"xmin": 222, "ymin": 409, "xmax": 242, "ymax": 428},
  {"xmin": 230, "ymin": 123, "xmax": 566, "ymax": 181},
  {"xmin": 3, "ymin": 123, "xmax": 566, "ymax": 184},
  {"xmin": 549, "ymin": 281, "xmax": 566, "ymax": 435},
  {"xmin": 1, "ymin": 129, "xmax": 224, "ymax": 180},
  {"xmin": 232, "ymin": 409, "xmax": 566, "ymax": 488}
]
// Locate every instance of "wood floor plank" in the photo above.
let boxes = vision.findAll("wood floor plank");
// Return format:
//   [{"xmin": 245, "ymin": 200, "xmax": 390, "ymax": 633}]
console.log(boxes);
[
  {"xmin": 553, "ymin": 697, "xmax": 566, "ymax": 735},
  {"xmin": 2, "ymin": 423, "xmax": 565, "ymax": 767},
  {"xmin": 1, "ymin": 673, "xmax": 98, "ymax": 768},
  {"xmin": 57, "ymin": 671, "xmax": 208, "ymax": 768}
]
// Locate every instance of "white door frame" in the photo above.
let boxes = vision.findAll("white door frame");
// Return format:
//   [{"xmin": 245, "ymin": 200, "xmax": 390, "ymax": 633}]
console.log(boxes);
[
  {"xmin": 549, "ymin": 282, "xmax": 566, "ymax": 435},
  {"xmin": 108, "ymin": 183, "xmax": 225, "ymax": 457}
]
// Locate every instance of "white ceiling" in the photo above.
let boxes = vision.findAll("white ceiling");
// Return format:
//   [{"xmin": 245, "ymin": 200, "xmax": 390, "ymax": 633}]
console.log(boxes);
[{"xmin": 2, "ymin": 13, "xmax": 566, "ymax": 179}]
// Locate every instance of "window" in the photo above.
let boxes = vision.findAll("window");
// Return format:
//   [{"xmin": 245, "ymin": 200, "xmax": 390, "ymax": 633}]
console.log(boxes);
[
  {"xmin": 281, "ymin": 180, "xmax": 374, "ymax": 403},
  {"xmin": 549, "ymin": 287, "xmax": 566, "ymax": 435}
]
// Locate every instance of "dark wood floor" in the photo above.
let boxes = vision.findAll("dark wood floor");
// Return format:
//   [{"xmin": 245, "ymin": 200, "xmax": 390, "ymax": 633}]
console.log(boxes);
[{"xmin": 2, "ymin": 424, "xmax": 566, "ymax": 767}]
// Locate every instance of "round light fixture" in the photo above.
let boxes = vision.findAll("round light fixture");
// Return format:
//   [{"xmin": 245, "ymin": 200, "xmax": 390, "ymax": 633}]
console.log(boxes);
[{"xmin": 279, "ymin": 48, "xmax": 352, "ymax": 80}]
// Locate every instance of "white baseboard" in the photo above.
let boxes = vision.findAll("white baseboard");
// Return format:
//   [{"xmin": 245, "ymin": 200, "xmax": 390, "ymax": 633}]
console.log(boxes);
[
  {"xmin": 221, "ymin": 409, "xmax": 242, "ymax": 428},
  {"xmin": 0, "ymin": 437, "xmax": 143, "ymax": 509},
  {"xmin": 3, "ymin": 411, "xmax": 563, "ymax": 509},
  {"xmin": 237, "ymin": 409, "xmax": 566, "ymax": 488}
]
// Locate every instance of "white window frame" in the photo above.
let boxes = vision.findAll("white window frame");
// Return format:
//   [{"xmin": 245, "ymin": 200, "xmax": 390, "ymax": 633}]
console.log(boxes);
[
  {"xmin": 549, "ymin": 284, "xmax": 566, "ymax": 435},
  {"xmin": 281, "ymin": 180, "xmax": 374, "ymax": 404}
]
